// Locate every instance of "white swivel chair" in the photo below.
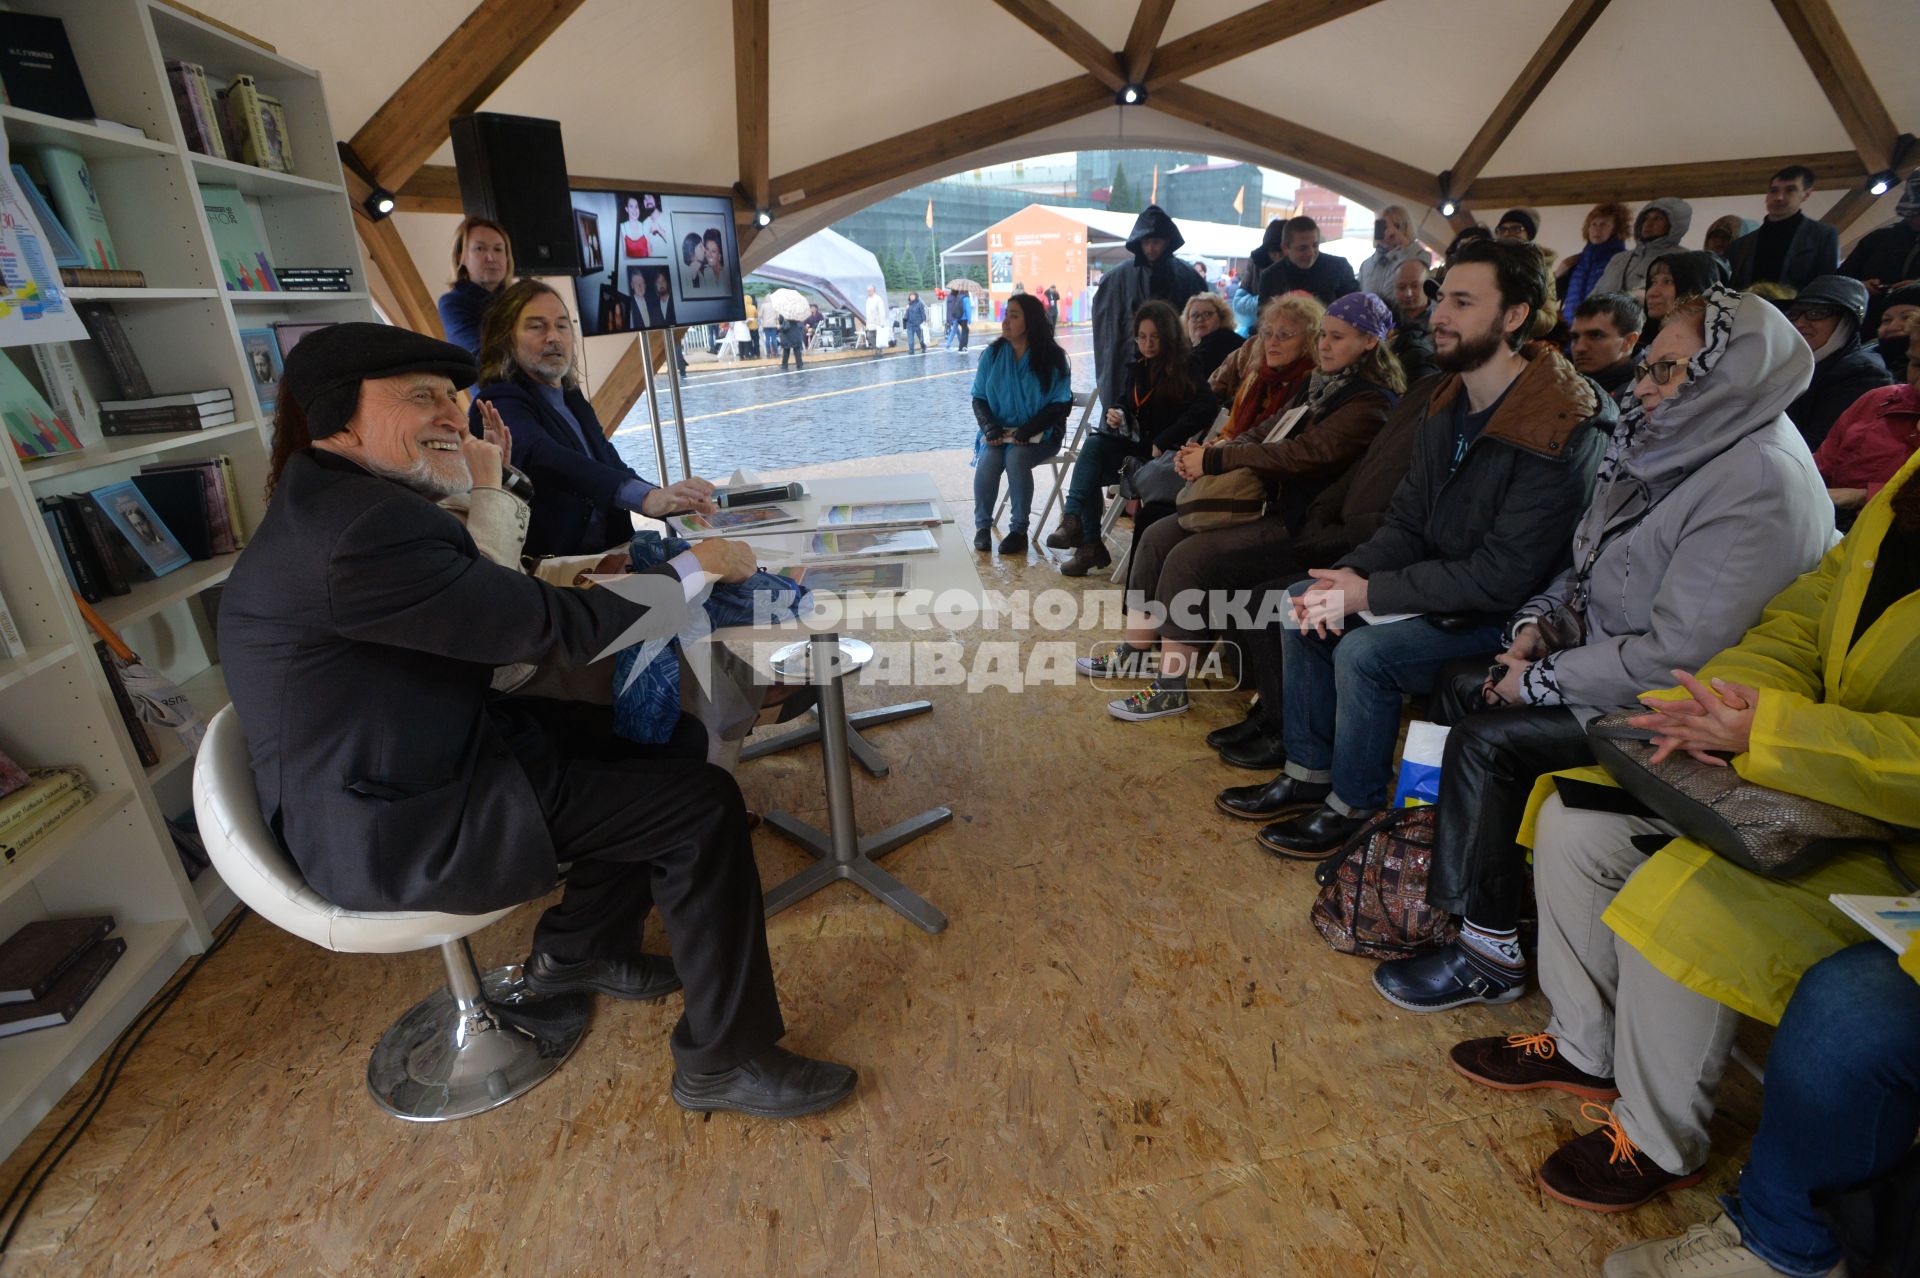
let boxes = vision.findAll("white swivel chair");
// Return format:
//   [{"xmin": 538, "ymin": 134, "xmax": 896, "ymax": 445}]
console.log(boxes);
[{"xmin": 192, "ymin": 705, "xmax": 587, "ymax": 1122}]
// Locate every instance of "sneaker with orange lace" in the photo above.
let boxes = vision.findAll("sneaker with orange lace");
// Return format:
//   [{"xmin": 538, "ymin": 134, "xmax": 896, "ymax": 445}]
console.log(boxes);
[
  {"xmin": 1537, "ymin": 1102, "xmax": 1707, "ymax": 1212},
  {"xmin": 1448, "ymin": 1032, "xmax": 1621, "ymax": 1100}
]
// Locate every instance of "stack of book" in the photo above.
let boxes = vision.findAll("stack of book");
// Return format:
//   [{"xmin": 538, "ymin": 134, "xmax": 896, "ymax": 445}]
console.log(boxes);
[
  {"xmin": 0, "ymin": 767, "xmax": 95, "ymax": 869},
  {"xmin": 40, "ymin": 459, "xmax": 247, "ymax": 602},
  {"xmin": 100, "ymin": 389, "xmax": 235, "ymax": 436},
  {"xmin": 215, "ymin": 75, "xmax": 294, "ymax": 175},
  {"xmin": 0, "ymin": 916, "xmax": 126, "ymax": 1040},
  {"xmin": 276, "ymin": 266, "xmax": 354, "ymax": 293}
]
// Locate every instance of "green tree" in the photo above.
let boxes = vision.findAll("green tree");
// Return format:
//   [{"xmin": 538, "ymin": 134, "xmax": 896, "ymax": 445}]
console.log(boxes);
[
  {"xmin": 879, "ymin": 246, "xmax": 904, "ymax": 290},
  {"xmin": 1108, "ymin": 161, "xmax": 1136, "ymax": 214},
  {"xmin": 897, "ymin": 243, "xmax": 924, "ymax": 290}
]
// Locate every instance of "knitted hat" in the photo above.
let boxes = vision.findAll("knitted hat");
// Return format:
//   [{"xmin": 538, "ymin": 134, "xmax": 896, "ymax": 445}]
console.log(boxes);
[
  {"xmin": 282, "ymin": 322, "xmax": 477, "ymax": 438},
  {"xmin": 1498, "ymin": 207, "xmax": 1540, "ymax": 240},
  {"xmin": 1325, "ymin": 290, "xmax": 1396, "ymax": 339}
]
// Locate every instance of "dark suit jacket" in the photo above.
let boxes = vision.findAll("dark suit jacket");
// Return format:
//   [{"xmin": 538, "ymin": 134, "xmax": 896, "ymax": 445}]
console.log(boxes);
[
  {"xmin": 471, "ymin": 374, "xmax": 648, "ymax": 557},
  {"xmin": 1726, "ymin": 216, "xmax": 1840, "ymax": 291},
  {"xmin": 218, "ymin": 449, "xmax": 679, "ymax": 913}
]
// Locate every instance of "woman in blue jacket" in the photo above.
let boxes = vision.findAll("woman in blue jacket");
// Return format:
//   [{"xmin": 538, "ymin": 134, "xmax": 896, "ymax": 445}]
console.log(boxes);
[{"xmin": 971, "ymin": 292, "xmax": 1073, "ymax": 554}]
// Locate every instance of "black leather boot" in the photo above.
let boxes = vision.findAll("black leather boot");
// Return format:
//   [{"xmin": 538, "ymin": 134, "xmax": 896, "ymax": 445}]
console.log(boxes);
[
  {"xmin": 1219, "ymin": 730, "xmax": 1287, "ymax": 770},
  {"xmin": 1205, "ymin": 711, "xmax": 1267, "ymax": 751}
]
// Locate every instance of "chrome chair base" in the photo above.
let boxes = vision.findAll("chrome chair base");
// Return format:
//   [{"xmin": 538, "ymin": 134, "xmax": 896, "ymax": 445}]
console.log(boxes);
[{"xmin": 367, "ymin": 941, "xmax": 590, "ymax": 1122}]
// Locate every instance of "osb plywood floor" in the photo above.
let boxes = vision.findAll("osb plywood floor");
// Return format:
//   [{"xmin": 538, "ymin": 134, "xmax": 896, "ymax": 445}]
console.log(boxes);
[{"xmin": 0, "ymin": 453, "xmax": 1763, "ymax": 1277}]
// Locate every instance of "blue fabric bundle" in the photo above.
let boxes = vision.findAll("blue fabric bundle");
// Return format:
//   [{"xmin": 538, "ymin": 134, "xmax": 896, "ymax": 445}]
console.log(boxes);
[{"xmin": 611, "ymin": 530, "xmax": 811, "ymax": 743}]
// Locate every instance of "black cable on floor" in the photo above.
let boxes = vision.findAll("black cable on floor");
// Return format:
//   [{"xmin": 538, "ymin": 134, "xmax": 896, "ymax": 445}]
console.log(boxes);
[{"xmin": 0, "ymin": 905, "xmax": 250, "ymax": 1256}]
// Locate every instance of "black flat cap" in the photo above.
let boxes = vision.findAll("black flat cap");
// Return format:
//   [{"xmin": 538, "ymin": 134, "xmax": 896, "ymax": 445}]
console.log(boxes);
[{"xmin": 283, "ymin": 321, "xmax": 478, "ymax": 438}]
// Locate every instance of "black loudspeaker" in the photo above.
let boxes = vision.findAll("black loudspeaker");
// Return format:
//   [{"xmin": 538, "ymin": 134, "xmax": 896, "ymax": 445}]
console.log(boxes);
[{"xmin": 449, "ymin": 112, "xmax": 579, "ymax": 275}]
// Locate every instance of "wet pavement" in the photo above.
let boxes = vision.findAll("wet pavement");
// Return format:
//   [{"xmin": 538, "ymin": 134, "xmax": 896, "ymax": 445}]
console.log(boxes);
[{"xmin": 609, "ymin": 328, "xmax": 1099, "ymax": 479}]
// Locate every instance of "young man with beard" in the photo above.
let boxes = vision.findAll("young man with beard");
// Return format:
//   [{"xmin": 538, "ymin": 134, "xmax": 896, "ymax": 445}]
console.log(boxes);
[{"xmin": 1227, "ymin": 240, "xmax": 1610, "ymax": 857}]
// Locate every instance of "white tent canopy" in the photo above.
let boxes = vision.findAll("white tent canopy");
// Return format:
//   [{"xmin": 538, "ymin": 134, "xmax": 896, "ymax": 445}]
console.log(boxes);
[{"xmin": 748, "ymin": 227, "xmax": 883, "ymax": 314}]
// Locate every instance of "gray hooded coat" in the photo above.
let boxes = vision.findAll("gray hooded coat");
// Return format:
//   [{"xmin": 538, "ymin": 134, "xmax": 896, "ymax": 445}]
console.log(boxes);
[
  {"xmin": 1515, "ymin": 288, "xmax": 1833, "ymax": 715},
  {"xmin": 1092, "ymin": 205, "xmax": 1206, "ymax": 414},
  {"xmin": 1594, "ymin": 198, "xmax": 1693, "ymax": 296}
]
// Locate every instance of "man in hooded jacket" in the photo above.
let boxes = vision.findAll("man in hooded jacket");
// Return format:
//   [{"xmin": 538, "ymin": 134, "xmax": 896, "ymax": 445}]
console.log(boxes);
[
  {"xmin": 1595, "ymin": 199, "xmax": 1693, "ymax": 298},
  {"xmin": 1048, "ymin": 205, "xmax": 1205, "ymax": 558}
]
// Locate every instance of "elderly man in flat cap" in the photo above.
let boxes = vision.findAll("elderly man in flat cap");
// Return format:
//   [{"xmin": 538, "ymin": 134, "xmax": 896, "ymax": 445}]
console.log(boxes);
[{"xmin": 219, "ymin": 323, "xmax": 856, "ymax": 1118}]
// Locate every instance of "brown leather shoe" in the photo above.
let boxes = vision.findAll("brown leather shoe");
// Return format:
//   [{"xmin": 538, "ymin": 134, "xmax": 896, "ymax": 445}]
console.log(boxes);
[
  {"xmin": 1044, "ymin": 513, "xmax": 1083, "ymax": 550},
  {"xmin": 1449, "ymin": 1032, "xmax": 1620, "ymax": 1100},
  {"xmin": 1537, "ymin": 1103, "xmax": 1706, "ymax": 1212},
  {"xmin": 1059, "ymin": 542, "xmax": 1112, "ymax": 577}
]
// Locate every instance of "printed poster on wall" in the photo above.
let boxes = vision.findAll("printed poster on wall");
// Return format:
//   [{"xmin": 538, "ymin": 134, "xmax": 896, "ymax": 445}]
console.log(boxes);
[{"xmin": 0, "ymin": 129, "xmax": 86, "ymax": 346}]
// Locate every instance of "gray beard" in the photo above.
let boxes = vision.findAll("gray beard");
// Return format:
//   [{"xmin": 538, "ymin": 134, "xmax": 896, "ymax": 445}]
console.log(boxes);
[{"xmin": 362, "ymin": 451, "xmax": 472, "ymax": 499}]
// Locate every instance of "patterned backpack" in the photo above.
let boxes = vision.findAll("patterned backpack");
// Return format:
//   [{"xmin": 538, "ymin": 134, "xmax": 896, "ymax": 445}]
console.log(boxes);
[{"xmin": 1309, "ymin": 807, "xmax": 1458, "ymax": 958}]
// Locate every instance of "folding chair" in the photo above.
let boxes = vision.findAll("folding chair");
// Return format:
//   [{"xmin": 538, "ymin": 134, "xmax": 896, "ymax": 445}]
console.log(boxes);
[{"xmin": 995, "ymin": 390, "xmax": 1095, "ymax": 538}]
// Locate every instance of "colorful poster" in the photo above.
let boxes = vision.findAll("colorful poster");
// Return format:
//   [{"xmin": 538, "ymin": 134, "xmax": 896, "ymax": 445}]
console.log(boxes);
[{"xmin": 0, "ymin": 131, "xmax": 86, "ymax": 347}]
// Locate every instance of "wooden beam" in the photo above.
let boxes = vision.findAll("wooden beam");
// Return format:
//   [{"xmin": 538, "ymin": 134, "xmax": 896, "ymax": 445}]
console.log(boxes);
[
  {"xmin": 1444, "ymin": 0, "xmax": 1612, "ymax": 199},
  {"xmin": 991, "ymin": 0, "xmax": 1125, "ymax": 89},
  {"xmin": 1150, "ymin": 81, "xmax": 1437, "ymax": 208},
  {"xmin": 344, "ymin": 170, "xmax": 444, "ymax": 338},
  {"xmin": 1143, "ymin": 0, "xmax": 1387, "ymax": 93},
  {"xmin": 1464, "ymin": 151, "xmax": 1866, "ymax": 207},
  {"xmin": 347, "ymin": 0, "xmax": 586, "ymax": 189},
  {"xmin": 1122, "ymin": 0, "xmax": 1176, "ymax": 84},
  {"xmin": 153, "ymin": 0, "xmax": 275, "ymax": 50},
  {"xmin": 394, "ymin": 164, "xmax": 736, "ymax": 215},
  {"xmin": 732, "ymin": 0, "xmax": 770, "ymax": 210},
  {"xmin": 768, "ymin": 75, "xmax": 1114, "ymax": 217},
  {"xmin": 1769, "ymin": 0, "xmax": 1901, "ymax": 172}
]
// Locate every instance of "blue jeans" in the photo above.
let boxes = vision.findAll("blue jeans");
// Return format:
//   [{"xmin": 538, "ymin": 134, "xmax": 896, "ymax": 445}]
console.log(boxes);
[
  {"xmin": 905, "ymin": 324, "xmax": 926, "ymax": 353},
  {"xmin": 1279, "ymin": 579, "xmax": 1502, "ymax": 812},
  {"xmin": 1061, "ymin": 431, "xmax": 1148, "ymax": 539},
  {"xmin": 1723, "ymin": 943, "xmax": 1920, "ymax": 1277},
  {"xmin": 973, "ymin": 434, "xmax": 1061, "ymax": 531}
]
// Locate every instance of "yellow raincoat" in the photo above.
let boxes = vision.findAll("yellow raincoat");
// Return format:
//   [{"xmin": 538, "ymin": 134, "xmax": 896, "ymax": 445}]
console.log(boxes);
[{"xmin": 1521, "ymin": 451, "xmax": 1920, "ymax": 1022}]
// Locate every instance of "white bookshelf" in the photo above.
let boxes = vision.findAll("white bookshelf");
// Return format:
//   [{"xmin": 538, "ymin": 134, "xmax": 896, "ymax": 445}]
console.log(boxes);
[{"xmin": 0, "ymin": 0, "xmax": 375, "ymax": 1159}]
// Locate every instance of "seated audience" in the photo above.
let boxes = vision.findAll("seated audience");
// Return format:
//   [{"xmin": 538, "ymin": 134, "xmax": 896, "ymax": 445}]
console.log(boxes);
[
  {"xmin": 1184, "ymin": 292, "xmax": 1245, "ymax": 381},
  {"xmin": 223, "ymin": 322, "xmax": 858, "ymax": 1120},
  {"xmin": 1448, "ymin": 456, "xmax": 1919, "ymax": 1213},
  {"xmin": 1727, "ymin": 165, "xmax": 1841, "ymax": 291},
  {"xmin": 1090, "ymin": 293, "xmax": 1401, "ymax": 722},
  {"xmin": 1390, "ymin": 259, "xmax": 1439, "ymax": 384},
  {"xmin": 1815, "ymin": 309, "xmax": 1920, "ymax": 527},
  {"xmin": 470, "ymin": 280, "xmax": 716, "ymax": 558},
  {"xmin": 1209, "ymin": 375, "xmax": 1438, "ymax": 769},
  {"xmin": 1702, "ymin": 213, "xmax": 1756, "ymax": 272},
  {"xmin": 1219, "ymin": 242, "xmax": 1608, "ymax": 852},
  {"xmin": 1258, "ymin": 215, "xmax": 1358, "ymax": 307},
  {"xmin": 1785, "ymin": 274, "xmax": 1894, "ymax": 450},
  {"xmin": 1864, "ymin": 280, "xmax": 1919, "ymax": 377},
  {"xmin": 1604, "ymin": 941, "xmax": 1920, "ymax": 1278},
  {"xmin": 1356, "ymin": 205, "xmax": 1422, "ymax": 301},
  {"xmin": 1566, "ymin": 292, "xmax": 1645, "ymax": 405},
  {"xmin": 1494, "ymin": 207, "xmax": 1542, "ymax": 246},
  {"xmin": 1372, "ymin": 287, "xmax": 1831, "ymax": 1012},
  {"xmin": 970, "ymin": 291, "xmax": 1074, "ymax": 555},
  {"xmin": 1555, "ymin": 202, "xmax": 1631, "ymax": 319},
  {"xmin": 436, "ymin": 216, "xmax": 513, "ymax": 355},
  {"xmin": 1840, "ymin": 172, "xmax": 1920, "ymax": 332},
  {"xmin": 1596, "ymin": 199, "xmax": 1692, "ymax": 298},
  {"xmin": 1639, "ymin": 251, "xmax": 1727, "ymax": 348}
]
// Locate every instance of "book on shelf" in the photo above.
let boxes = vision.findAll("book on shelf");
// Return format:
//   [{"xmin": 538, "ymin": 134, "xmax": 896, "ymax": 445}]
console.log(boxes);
[
  {"xmin": 803, "ymin": 527, "xmax": 939, "ymax": 560},
  {"xmin": 141, "ymin": 458, "xmax": 238, "ymax": 553},
  {"xmin": 131, "ymin": 470, "xmax": 221, "ymax": 560},
  {"xmin": 215, "ymin": 456, "xmax": 247, "ymax": 546},
  {"xmin": 217, "ymin": 76, "xmax": 294, "ymax": 174},
  {"xmin": 10, "ymin": 164, "xmax": 84, "ymax": 269},
  {"xmin": 818, "ymin": 500, "xmax": 941, "ymax": 529},
  {"xmin": 165, "ymin": 60, "xmax": 228, "ymax": 160},
  {"xmin": 0, "ymin": 782, "xmax": 95, "ymax": 866},
  {"xmin": 40, "ymin": 504, "xmax": 95, "ymax": 603},
  {"xmin": 89, "ymin": 479, "xmax": 191, "ymax": 578},
  {"xmin": 769, "ymin": 561, "xmax": 910, "ymax": 596},
  {"xmin": 0, "ymin": 750, "xmax": 26, "ymax": 798},
  {"xmin": 21, "ymin": 147, "xmax": 118, "ymax": 271},
  {"xmin": 99, "ymin": 389, "xmax": 236, "ymax": 436},
  {"xmin": 0, "ymin": 915, "xmax": 115, "ymax": 1006},
  {"xmin": 279, "ymin": 281, "xmax": 353, "ymax": 293},
  {"xmin": 0, "ymin": 13, "xmax": 94, "ymax": 120},
  {"xmin": 237, "ymin": 328, "xmax": 283, "ymax": 415},
  {"xmin": 199, "ymin": 184, "xmax": 279, "ymax": 291},
  {"xmin": 92, "ymin": 640, "xmax": 157, "ymax": 767},
  {"xmin": 0, "ymin": 935, "xmax": 126, "ymax": 1040},
  {"xmin": 59, "ymin": 267, "xmax": 147, "ymax": 288},
  {"xmin": 0, "ymin": 767, "xmax": 88, "ymax": 834},
  {"xmin": 0, "ymin": 349, "xmax": 83, "ymax": 460},
  {"xmin": 67, "ymin": 494, "xmax": 134, "ymax": 596},
  {"xmin": 74, "ymin": 302, "xmax": 153, "ymax": 399},
  {"xmin": 30, "ymin": 341, "xmax": 97, "ymax": 438},
  {"xmin": 671, "ymin": 505, "xmax": 802, "ymax": 537},
  {"xmin": 0, "ymin": 586, "xmax": 23, "ymax": 658},
  {"xmin": 1832, "ymin": 895, "xmax": 1920, "ymax": 955},
  {"xmin": 275, "ymin": 268, "xmax": 354, "ymax": 280}
]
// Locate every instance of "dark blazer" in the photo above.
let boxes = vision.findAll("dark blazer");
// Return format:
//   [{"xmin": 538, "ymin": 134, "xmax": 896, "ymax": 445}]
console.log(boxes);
[
  {"xmin": 471, "ymin": 374, "xmax": 649, "ymax": 557},
  {"xmin": 436, "ymin": 278, "xmax": 492, "ymax": 355},
  {"xmin": 1726, "ymin": 216, "xmax": 1840, "ymax": 291},
  {"xmin": 218, "ymin": 449, "xmax": 680, "ymax": 914}
]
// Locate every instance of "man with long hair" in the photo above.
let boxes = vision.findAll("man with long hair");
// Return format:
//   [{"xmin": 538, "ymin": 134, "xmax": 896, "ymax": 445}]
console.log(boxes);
[{"xmin": 470, "ymin": 279, "xmax": 718, "ymax": 557}]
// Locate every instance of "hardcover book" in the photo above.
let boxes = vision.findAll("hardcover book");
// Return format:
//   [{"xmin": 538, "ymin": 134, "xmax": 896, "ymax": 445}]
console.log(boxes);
[
  {"xmin": 0, "ymin": 915, "xmax": 114, "ymax": 1005},
  {"xmin": 238, "ymin": 328, "xmax": 283, "ymax": 415},
  {"xmin": 0, "ymin": 349, "xmax": 82, "ymax": 459},
  {"xmin": 0, "ymin": 13, "xmax": 94, "ymax": 119},
  {"xmin": 0, "ymin": 783, "xmax": 93, "ymax": 865},
  {"xmin": 199, "ymin": 184, "xmax": 278, "ymax": 290},
  {"xmin": 0, "ymin": 767, "xmax": 85, "ymax": 831},
  {"xmin": 24, "ymin": 146, "xmax": 117, "ymax": 270},
  {"xmin": 11, "ymin": 164, "xmax": 83, "ymax": 268},
  {"xmin": 74, "ymin": 302, "xmax": 153, "ymax": 399},
  {"xmin": 0, "ymin": 935, "xmax": 125, "ymax": 1039},
  {"xmin": 89, "ymin": 480, "xmax": 189, "ymax": 577}
]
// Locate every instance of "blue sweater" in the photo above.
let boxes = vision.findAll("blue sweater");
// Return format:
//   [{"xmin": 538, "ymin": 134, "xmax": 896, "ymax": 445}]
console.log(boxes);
[{"xmin": 437, "ymin": 279, "xmax": 494, "ymax": 355}]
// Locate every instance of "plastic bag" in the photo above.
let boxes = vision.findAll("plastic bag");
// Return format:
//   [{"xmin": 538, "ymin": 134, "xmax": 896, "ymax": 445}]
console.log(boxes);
[{"xmin": 1390, "ymin": 721, "xmax": 1449, "ymax": 808}]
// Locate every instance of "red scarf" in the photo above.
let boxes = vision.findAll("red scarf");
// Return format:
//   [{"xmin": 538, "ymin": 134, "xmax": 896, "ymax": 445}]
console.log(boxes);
[{"xmin": 1224, "ymin": 356, "xmax": 1311, "ymax": 441}]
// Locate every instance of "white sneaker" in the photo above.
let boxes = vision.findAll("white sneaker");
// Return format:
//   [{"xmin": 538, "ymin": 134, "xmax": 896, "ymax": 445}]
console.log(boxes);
[
  {"xmin": 1106, "ymin": 680, "xmax": 1190, "ymax": 721},
  {"xmin": 1603, "ymin": 1213, "xmax": 1847, "ymax": 1278}
]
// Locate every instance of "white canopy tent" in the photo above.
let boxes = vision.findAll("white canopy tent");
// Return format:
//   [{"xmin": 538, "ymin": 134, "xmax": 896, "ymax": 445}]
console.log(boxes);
[{"xmin": 748, "ymin": 227, "xmax": 885, "ymax": 314}]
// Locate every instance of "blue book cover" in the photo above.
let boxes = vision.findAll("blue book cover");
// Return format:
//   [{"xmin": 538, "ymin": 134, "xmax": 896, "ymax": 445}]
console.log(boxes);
[{"xmin": 10, "ymin": 165, "xmax": 83, "ymax": 269}]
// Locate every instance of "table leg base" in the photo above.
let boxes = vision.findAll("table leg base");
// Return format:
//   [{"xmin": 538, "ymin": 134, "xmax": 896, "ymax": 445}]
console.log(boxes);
[
  {"xmin": 738, "ymin": 701, "xmax": 933, "ymax": 778},
  {"xmin": 761, "ymin": 807, "xmax": 952, "ymax": 933}
]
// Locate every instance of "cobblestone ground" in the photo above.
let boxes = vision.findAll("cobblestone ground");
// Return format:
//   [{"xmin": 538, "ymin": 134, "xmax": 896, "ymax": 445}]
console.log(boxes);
[{"xmin": 609, "ymin": 327, "xmax": 1098, "ymax": 479}]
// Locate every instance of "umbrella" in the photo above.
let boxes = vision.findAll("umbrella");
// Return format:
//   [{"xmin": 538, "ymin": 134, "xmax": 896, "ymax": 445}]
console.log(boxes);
[
  {"xmin": 945, "ymin": 279, "xmax": 985, "ymax": 294},
  {"xmin": 76, "ymin": 594, "xmax": 207, "ymax": 754},
  {"xmin": 765, "ymin": 287, "xmax": 810, "ymax": 322}
]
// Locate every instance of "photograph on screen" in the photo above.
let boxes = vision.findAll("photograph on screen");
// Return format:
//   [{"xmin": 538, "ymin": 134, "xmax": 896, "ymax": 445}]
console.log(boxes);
[
  {"xmin": 570, "ymin": 189, "xmax": 630, "ymax": 337},
  {"xmin": 672, "ymin": 209, "xmax": 736, "ymax": 301},
  {"xmin": 616, "ymin": 193, "xmax": 671, "ymax": 272},
  {"xmin": 628, "ymin": 265, "xmax": 674, "ymax": 328},
  {"xmin": 575, "ymin": 209, "xmax": 604, "ymax": 273},
  {"xmin": 571, "ymin": 190, "xmax": 742, "ymax": 334}
]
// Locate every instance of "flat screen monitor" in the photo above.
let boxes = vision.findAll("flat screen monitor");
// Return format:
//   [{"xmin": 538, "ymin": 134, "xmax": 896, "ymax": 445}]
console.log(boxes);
[{"xmin": 568, "ymin": 189, "xmax": 745, "ymax": 336}]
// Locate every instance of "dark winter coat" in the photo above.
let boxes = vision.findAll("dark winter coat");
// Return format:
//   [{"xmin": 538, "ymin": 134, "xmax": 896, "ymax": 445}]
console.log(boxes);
[
  {"xmin": 1202, "ymin": 378, "xmax": 1397, "ymax": 533},
  {"xmin": 1727, "ymin": 215, "xmax": 1841, "ymax": 292},
  {"xmin": 1391, "ymin": 315, "xmax": 1438, "ymax": 385},
  {"xmin": 1788, "ymin": 339, "xmax": 1894, "ymax": 450},
  {"xmin": 1090, "ymin": 205, "xmax": 1207, "ymax": 414},
  {"xmin": 471, "ymin": 373, "xmax": 642, "ymax": 558},
  {"xmin": 1292, "ymin": 375, "xmax": 1438, "ymax": 563},
  {"xmin": 1256, "ymin": 252, "xmax": 1358, "ymax": 307}
]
